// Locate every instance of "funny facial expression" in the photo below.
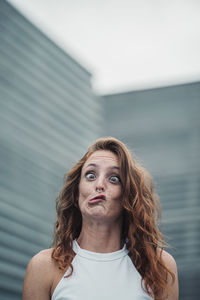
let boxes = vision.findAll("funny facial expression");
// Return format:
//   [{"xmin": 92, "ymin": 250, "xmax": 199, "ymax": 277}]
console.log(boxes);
[{"xmin": 78, "ymin": 150, "xmax": 124, "ymax": 224}]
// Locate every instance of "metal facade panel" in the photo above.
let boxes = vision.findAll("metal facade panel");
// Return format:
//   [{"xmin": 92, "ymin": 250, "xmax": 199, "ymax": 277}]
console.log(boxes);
[
  {"xmin": 103, "ymin": 82, "xmax": 200, "ymax": 300},
  {"xmin": 0, "ymin": 1, "xmax": 102, "ymax": 299}
]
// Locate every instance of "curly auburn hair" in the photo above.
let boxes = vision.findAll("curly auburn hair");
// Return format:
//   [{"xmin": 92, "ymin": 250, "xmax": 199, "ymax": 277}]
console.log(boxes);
[{"xmin": 52, "ymin": 137, "xmax": 174, "ymax": 299}]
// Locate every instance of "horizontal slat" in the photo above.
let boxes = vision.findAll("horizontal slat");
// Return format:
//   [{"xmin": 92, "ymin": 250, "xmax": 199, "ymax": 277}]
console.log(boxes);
[
  {"xmin": 0, "ymin": 216, "xmax": 51, "ymax": 249},
  {"xmin": 0, "ymin": 202, "xmax": 53, "ymax": 235},
  {"xmin": 0, "ymin": 2, "xmax": 91, "ymax": 82},
  {"xmin": 0, "ymin": 245, "xmax": 31, "ymax": 269},
  {"xmin": 0, "ymin": 13, "xmax": 100, "ymax": 112},
  {"xmin": 0, "ymin": 186, "xmax": 55, "ymax": 222},
  {"xmin": 0, "ymin": 3, "xmax": 101, "ymax": 300},
  {"xmin": 1, "ymin": 231, "xmax": 42, "ymax": 257},
  {"xmin": 0, "ymin": 260, "xmax": 25, "ymax": 281},
  {"xmin": 0, "ymin": 84, "xmax": 98, "ymax": 152}
]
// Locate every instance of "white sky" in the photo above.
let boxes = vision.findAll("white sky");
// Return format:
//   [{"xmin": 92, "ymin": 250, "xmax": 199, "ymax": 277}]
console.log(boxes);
[{"xmin": 7, "ymin": 0, "xmax": 200, "ymax": 94}]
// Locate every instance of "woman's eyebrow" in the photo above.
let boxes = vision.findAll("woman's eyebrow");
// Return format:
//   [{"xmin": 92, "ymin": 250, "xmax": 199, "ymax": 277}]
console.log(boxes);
[
  {"xmin": 108, "ymin": 166, "xmax": 120, "ymax": 171},
  {"xmin": 84, "ymin": 163, "xmax": 119, "ymax": 171},
  {"xmin": 84, "ymin": 163, "xmax": 97, "ymax": 169}
]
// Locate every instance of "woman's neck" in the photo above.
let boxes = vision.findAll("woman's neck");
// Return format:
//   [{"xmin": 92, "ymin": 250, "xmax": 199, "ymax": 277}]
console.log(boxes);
[{"xmin": 77, "ymin": 219, "xmax": 123, "ymax": 253}]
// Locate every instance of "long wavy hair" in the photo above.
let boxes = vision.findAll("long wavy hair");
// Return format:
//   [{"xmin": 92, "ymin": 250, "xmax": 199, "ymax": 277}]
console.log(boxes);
[{"xmin": 52, "ymin": 137, "xmax": 174, "ymax": 299}]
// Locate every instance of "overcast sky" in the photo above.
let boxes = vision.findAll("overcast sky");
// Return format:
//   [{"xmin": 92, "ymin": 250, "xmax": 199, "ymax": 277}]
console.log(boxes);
[{"xmin": 7, "ymin": 0, "xmax": 200, "ymax": 94}]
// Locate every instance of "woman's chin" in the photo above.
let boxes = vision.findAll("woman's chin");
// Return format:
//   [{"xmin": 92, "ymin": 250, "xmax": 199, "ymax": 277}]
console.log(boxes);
[{"xmin": 82, "ymin": 206, "xmax": 108, "ymax": 221}]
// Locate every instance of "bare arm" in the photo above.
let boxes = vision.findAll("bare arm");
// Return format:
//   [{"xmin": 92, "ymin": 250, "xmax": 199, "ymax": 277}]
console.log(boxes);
[
  {"xmin": 159, "ymin": 250, "xmax": 179, "ymax": 300},
  {"xmin": 23, "ymin": 249, "xmax": 54, "ymax": 300}
]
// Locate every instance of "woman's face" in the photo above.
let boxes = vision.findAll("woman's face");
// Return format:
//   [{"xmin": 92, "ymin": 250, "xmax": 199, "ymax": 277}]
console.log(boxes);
[{"xmin": 78, "ymin": 150, "xmax": 124, "ymax": 223}]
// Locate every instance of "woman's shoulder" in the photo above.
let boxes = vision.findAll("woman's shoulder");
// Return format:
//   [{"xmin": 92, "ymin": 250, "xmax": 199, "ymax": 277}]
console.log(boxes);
[
  {"xmin": 23, "ymin": 248, "xmax": 60, "ymax": 300},
  {"xmin": 29, "ymin": 248, "xmax": 54, "ymax": 263},
  {"xmin": 157, "ymin": 248, "xmax": 179, "ymax": 299},
  {"xmin": 157, "ymin": 248, "xmax": 177, "ymax": 272},
  {"xmin": 27, "ymin": 248, "xmax": 56, "ymax": 274},
  {"xmin": 25, "ymin": 248, "xmax": 57, "ymax": 278}
]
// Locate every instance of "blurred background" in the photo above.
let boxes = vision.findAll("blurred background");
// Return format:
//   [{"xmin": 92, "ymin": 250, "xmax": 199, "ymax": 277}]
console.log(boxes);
[{"xmin": 0, "ymin": 0, "xmax": 200, "ymax": 299}]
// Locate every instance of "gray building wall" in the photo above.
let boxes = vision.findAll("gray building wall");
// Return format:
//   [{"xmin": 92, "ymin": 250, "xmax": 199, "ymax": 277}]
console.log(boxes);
[
  {"xmin": 0, "ymin": 0, "xmax": 102, "ymax": 299},
  {"xmin": 1, "ymin": 1, "xmax": 200, "ymax": 300},
  {"xmin": 103, "ymin": 82, "xmax": 200, "ymax": 300}
]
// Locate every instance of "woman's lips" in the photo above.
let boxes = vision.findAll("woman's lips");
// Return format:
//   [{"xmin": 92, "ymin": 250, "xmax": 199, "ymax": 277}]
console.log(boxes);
[
  {"xmin": 88, "ymin": 198, "xmax": 103, "ymax": 204},
  {"xmin": 88, "ymin": 195, "xmax": 106, "ymax": 204}
]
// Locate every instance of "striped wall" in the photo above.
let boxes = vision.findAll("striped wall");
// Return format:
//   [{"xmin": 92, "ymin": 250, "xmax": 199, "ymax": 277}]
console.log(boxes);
[
  {"xmin": 0, "ymin": 1, "xmax": 102, "ymax": 299},
  {"xmin": 1, "ymin": 1, "xmax": 200, "ymax": 300},
  {"xmin": 103, "ymin": 82, "xmax": 200, "ymax": 300}
]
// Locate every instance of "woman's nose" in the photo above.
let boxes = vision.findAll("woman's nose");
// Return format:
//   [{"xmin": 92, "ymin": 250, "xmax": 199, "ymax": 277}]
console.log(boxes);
[{"xmin": 95, "ymin": 176, "xmax": 106, "ymax": 192}]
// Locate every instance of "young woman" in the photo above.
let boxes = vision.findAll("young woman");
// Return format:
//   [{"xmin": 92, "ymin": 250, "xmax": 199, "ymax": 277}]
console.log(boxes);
[{"xmin": 23, "ymin": 137, "xmax": 179, "ymax": 300}]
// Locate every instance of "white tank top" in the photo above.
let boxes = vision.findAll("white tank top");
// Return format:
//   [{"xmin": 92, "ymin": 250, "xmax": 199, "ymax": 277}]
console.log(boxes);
[{"xmin": 51, "ymin": 240, "xmax": 153, "ymax": 300}]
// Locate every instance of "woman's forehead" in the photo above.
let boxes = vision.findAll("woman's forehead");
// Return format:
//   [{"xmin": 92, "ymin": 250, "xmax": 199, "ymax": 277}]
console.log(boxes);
[{"xmin": 84, "ymin": 150, "xmax": 119, "ymax": 166}]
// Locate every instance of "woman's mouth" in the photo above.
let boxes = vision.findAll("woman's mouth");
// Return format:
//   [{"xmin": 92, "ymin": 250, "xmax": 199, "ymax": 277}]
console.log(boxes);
[{"xmin": 88, "ymin": 195, "xmax": 106, "ymax": 204}]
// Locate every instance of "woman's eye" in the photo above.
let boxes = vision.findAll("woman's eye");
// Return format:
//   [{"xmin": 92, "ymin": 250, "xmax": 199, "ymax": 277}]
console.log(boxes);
[
  {"xmin": 85, "ymin": 172, "xmax": 96, "ymax": 180},
  {"xmin": 109, "ymin": 175, "xmax": 120, "ymax": 183}
]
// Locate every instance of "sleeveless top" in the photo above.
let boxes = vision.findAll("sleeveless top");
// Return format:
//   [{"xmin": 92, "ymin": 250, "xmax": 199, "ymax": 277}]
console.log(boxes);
[{"xmin": 51, "ymin": 240, "xmax": 153, "ymax": 300}]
